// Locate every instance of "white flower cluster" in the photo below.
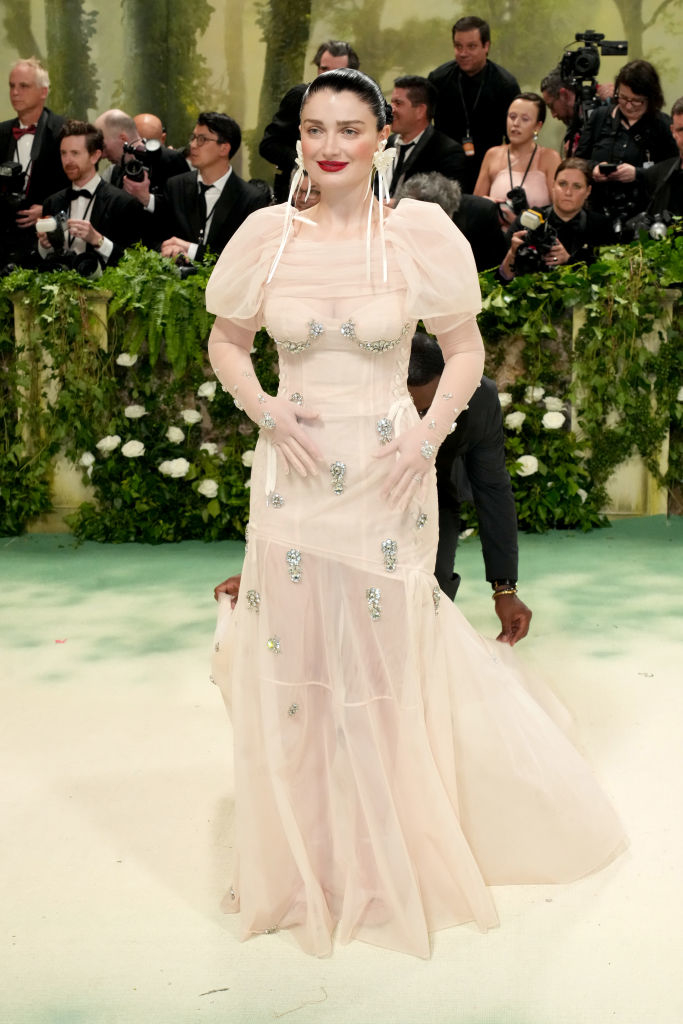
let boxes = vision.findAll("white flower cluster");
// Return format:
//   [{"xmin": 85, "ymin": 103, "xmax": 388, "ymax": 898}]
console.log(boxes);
[
  {"xmin": 197, "ymin": 381, "xmax": 217, "ymax": 401},
  {"xmin": 116, "ymin": 353, "xmax": 138, "ymax": 367},
  {"xmin": 124, "ymin": 404, "xmax": 146, "ymax": 419},
  {"xmin": 505, "ymin": 411, "xmax": 526, "ymax": 431},
  {"xmin": 241, "ymin": 449, "xmax": 255, "ymax": 467},
  {"xmin": 96, "ymin": 434, "xmax": 121, "ymax": 453},
  {"xmin": 524, "ymin": 385, "xmax": 545, "ymax": 403},
  {"xmin": 516, "ymin": 455, "xmax": 538, "ymax": 477},
  {"xmin": 159, "ymin": 458, "xmax": 190, "ymax": 478},
  {"xmin": 122, "ymin": 440, "xmax": 144, "ymax": 457},
  {"xmin": 542, "ymin": 411, "xmax": 566, "ymax": 430},
  {"xmin": 498, "ymin": 392, "xmax": 513, "ymax": 408},
  {"xmin": 197, "ymin": 479, "xmax": 218, "ymax": 498},
  {"xmin": 181, "ymin": 408, "xmax": 202, "ymax": 425},
  {"xmin": 166, "ymin": 426, "xmax": 185, "ymax": 443}
]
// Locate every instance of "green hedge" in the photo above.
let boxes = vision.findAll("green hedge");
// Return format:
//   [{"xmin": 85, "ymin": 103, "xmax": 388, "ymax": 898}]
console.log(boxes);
[{"xmin": 1, "ymin": 236, "xmax": 682, "ymax": 542}]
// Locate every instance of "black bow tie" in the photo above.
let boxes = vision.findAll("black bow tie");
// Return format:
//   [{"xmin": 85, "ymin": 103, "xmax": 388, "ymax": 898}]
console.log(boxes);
[{"xmin": 68, "ymin": 188, "xmax": 92, "ymax": 201}]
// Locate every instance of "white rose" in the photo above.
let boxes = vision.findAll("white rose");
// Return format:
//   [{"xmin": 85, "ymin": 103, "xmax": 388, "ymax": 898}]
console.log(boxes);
[
  {"xmin": 158, "ymin": 457, "xmax": 190, "ymax": 478},
  {"xmin": 524, "ymin": 385, "xmax": 545, "ymax": 403},
  {"xmin": 121, "ymin": 440, "xmax": 145, "ymax": 458},
  {"xmin": 498, "ymin": 392, "xmax": 513, "ymax": 408},
  {"xmin": 79, "ymin": 452, "xmax": 95, "ymax": 468},
  {"xmin": 181, "ymin": 408, "xmax": 202, "ymax": 424},
  {"xmin": 245, "ymin": 480, "xmax": 251, "ymax": 488},
  {"xmin": 677, "ymin": 386, "xmax": 683, "ymax": 402},
  {"xmin": 516, "ymin": 454, "xmax": 538, "ymax": 477},
  {"xmin": 96, "ymin": 434, "xmax": 121, "ymax": 453},
  {"xmin": 166, "ymin": 426, "xmax": 185, "ymax": 443},
  {"xmin": 577, "ymin": 488, "xmax": 588, "ymax": 504},
  {"xmin": 124, "ymin": 404, "xmax": 146, "ymax": 419},
  {"xmin": 542, "ymin": 411, "xmax": 566, "ymax": 430},
  {"xmin": 505, "ymin": 411, "xmax": 526, "ymax": 431},
  {"xmin": 200, "ymin": 442, "xmax": 218, "ymax": 455},
  {"xmin": 241, "ymin": 449, "xmax": 256, "ymax": 467},
  {"xmin": 197, "ymin": 478, "xmax": 219, "ymax": 498},
  {"xmin": 543, "ymin": 396, "xmax": 564, "ymax": 412},
  {"xmin": 116, "ymin": 352, "xmax": 138, "ymax": 367},
  {"xmin": 197, "ymin": 381, "xmax": 217, "ymax": 401}
]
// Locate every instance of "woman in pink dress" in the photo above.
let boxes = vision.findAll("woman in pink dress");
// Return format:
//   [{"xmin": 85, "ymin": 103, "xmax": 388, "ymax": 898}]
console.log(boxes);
[
  {"xmin": 474, "ymin": 92, "xmax": 561, "ymax": 225},
  {"xmin": 205, "ymin": 69, "xmax": 626, "ymax": 958}
]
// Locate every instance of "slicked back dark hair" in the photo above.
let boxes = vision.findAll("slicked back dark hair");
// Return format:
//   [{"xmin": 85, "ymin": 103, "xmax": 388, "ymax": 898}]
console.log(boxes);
[
  {"xmin": 313, "ymin": 40, "xmax": 360, "ymax": 70},
  {"xmin": 303, "ymin": 68, "xmax": 388, "ymax": 130},
  {"xmin": 393, "ymin": 76, "xmax": 438, "ymax": 122},
  {"xmin": 408, "ymin": 332, "xmax": 445, "ymax": 387},
  {"xmin": 671, "ymin": 96, "xmax": 683, "ymax": 118},
  {"xmin": 60, "ymin": 119, "xmax": 103, "ymax": 156},
  {"xmin": 452, "ymin": 16, "xmax": 490, "ymax": 46},
  {"xmin": 197, "ymin": 111, "xmax": 241, "ymax": 156},
  {"xmin": 511, "ymin": 91, "xmax": 547, "ymax": 125}
]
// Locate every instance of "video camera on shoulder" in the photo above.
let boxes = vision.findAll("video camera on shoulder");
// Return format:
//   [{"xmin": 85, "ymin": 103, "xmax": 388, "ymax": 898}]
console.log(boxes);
[
  {"xmin": 559, "ymin": 30, "xmax": 628, "ymax": 126},
  {"xmin": 121, "ymin": 138, "xmax": 162, "ymax": 182},
  {"xmin": 513, "ymin": 208, "xmax": 559, "ymax": 275}
]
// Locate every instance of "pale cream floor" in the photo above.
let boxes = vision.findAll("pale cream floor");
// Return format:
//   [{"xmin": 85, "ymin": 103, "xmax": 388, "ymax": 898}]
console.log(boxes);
[{"xmin": 2, "ymin": 520, "xmax": 682, "ymax": 1024}]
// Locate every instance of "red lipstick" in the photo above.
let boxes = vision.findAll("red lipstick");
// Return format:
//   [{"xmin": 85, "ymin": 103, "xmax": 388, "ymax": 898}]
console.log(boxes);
[{"xmin": 317, "ymin": 161, "xmax": 348, "ymax": 172}]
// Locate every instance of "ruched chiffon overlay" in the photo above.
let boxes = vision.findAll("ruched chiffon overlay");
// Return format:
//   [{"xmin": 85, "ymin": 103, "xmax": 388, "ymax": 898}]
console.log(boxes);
[{"xmin": 206, "ymin": 200, "xmax": 626, "ymax": 958}]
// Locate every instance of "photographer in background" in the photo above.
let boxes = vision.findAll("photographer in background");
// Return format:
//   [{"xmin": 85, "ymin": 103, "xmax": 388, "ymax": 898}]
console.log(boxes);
[
  {"xmin": 499, "ymin": 158, "xmax": 614, "ymax": 280},
  {"xmin": 638, "ymin": 96, "xmax": 683, "ymax": 218},
  {"xmin": 37, "ymin": 120, "xmax": 144, "ymax": 272},
  {"xmin": 575, "ymin": 60, "xmax": 677, "ymax": 227},
  {"xmin": 0, "ymin": 57, "xmax": 68, "ymax": 266},
  {"xmin": 540, "ymin": 67, "xmax": 612, "ymax": 157},
  {"xmin": 94, "ymin": 108, "xmax": 187, "ymax": 196}
]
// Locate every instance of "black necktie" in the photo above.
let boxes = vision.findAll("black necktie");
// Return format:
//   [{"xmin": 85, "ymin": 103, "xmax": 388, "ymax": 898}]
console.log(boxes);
[
  {"xmin": 68, "ymin": 188, "xmax": 92, "ymax": 201},
  {"xmin": 198, "ymin": 182, "xmax": 213, "ymax": 230},
  {"xmin": 391, "ymin": 141, "xmax": 416, "ymax": 191}
]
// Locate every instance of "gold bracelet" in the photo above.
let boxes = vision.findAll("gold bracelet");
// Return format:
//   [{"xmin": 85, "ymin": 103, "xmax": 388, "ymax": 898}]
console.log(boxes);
[{"xmin": 492, "ymin": 587, "xmax": 517, "ymax": 599}]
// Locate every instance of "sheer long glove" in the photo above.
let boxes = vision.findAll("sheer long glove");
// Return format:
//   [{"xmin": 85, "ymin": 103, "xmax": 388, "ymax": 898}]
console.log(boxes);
[
  {"xmin": 208, "ymin": 316, "xmax": 323, "ymax": 476},
  {"xmin": 376, "ymin": 314, "xmax": 484, "ymax": 509}
]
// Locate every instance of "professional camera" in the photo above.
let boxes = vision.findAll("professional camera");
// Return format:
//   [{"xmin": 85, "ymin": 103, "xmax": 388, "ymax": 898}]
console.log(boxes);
[
  {"xmin": 121, "ymin": 138, "xmax": 162, "ymax": 182},
  {"xmin": 0, "ymin": 160, "xmax": 26, "ymax": 209},
  {"xmin": 504, "ymin": 185, "xmax": 529, "ymax": 217},
  {"xmin": 559, "ymin": 30, "xmax": 628, "ymax": 126},
  {"xmin": 513, "ymin": 209, "xmax": 559, "ymax": 275},
  {"xmin": 36, "ymin": 211, "xmax": 69, "ymax": 251},
  {"xmin": 36, "ymin": 212, "xmax": 102, "ymax": 277},
  {"xmin": 174, "ymin": 253, "xmax": 198, "ymax": 279},
  {"xmin": 627, "ymin": 210, "xmax": 673, "ymax": 241}
]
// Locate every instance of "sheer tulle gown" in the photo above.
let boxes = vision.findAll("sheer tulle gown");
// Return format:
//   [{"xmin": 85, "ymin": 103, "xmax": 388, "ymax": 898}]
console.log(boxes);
[{"xmin": 206, "ymin": 200, "xmax": 626, "ymax": 958}]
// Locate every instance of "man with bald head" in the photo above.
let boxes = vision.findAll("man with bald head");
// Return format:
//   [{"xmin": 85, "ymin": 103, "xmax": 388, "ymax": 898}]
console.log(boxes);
[
  {"xmin": 94, "ymin": 107, "xmax": 186, "ymax": 194},
  {"xmin": 134, "ymin": 113, "xmax": 166, "ymax": 145},
  {"xmin": 0, "ymin": 57, "xmax": 68, "ymax": 264}
]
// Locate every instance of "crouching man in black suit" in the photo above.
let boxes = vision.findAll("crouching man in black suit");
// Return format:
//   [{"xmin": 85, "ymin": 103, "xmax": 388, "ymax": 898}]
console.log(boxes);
[
  {"xmin": 139, "ymin": 112, "xmax": 270, "ymax": 263},
  {"xmin": 37, "ymin": 119, "xmax": 144, "ymax": 270},
  {"xmin": 409, "ymin": 332, "xmax": 532, "ymax": 645}
]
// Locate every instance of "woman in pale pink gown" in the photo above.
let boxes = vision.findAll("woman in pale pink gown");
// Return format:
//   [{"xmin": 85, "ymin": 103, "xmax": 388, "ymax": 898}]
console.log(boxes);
[
  {"xmin": 205, "ymin": 70, "xmax": 626, "ymax": 958},
  {"xmin": 474, "ymin": 93, "xmax": 561, "ymax": 226}
]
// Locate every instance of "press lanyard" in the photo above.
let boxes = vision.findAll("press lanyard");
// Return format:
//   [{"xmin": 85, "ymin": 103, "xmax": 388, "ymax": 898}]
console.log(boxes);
[{"xmin": 457, "ymin": 64, "xmax": 488, "ymax": 138}]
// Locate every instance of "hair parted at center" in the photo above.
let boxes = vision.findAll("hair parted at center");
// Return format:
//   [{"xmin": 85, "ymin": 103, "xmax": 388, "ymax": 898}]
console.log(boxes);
[{"xmin": 302, "ymin": 69, "xmax": 390, "ymax": 130}]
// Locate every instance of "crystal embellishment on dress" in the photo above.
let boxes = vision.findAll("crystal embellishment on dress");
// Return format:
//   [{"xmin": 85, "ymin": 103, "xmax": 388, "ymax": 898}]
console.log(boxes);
[
  {"xmin": 343, "ymin": 319, "xmax": 411, "ymax": 353},
  {"xmin": 416, "ymin": 512, "xmax": 428, "ymax": 529},
  {"xmin": 420, "ymin": 440, "xmax": 436, "ymax": 460},
  {"xmin": 428, "ymin": 419, "xmax": 436, "ymax": 430},
  {"xmin": 272, "ymin": 319, "xmax": 325, "ymax": 353},
  {"xmin": 441, "ymin": 392, "xmax": 453, "ymax": 399},
  {"xmin": 214, "ymin": 641, "xmax": 220, "ymax": 652},
  {"xmin": 366, "ymin": 587, "xmax": 382, "ymax": 621},
  {"xmin": 268, "ymin": 492, "xmax": 285, "ymax": 509},
  {"xmin": 330, "ymin": 461, "xmax": 346, "ymax": 495},
  {"xmin": 286, "ymin": 548, "xmax": 302, "ymax": 583},
  {"xmin": 266, "ymin": 636, "xmax": 281, "ymax": 654},
  {"xmin": 289, "ymin": 393, "xmax": 304, "ymax": 406},
  {"xmin": 288, "ymin": 703, "xmax": 299, "ymax": 717},
  {"xmin": 381, "ymin": 539, "xmax": 398, "ymax": 572},
  {"xmin": 376, "ymin": 417, "xmax": 393, "ymax": 445},
  {"xmin": 259, "ymin": 412, "xmax": 276, "ymax": 430},
  {"xmin": 229, "ymin": 886, "xmax": 237, "ymax": 901},
  {"xmin": 257, "ymin": 393, "xmax": 266, "ymax": 404},
  {"xmin": 432, "ymin": 587, "xmax": 441, "ymax": 614},
  {"xmin": 246, "ymin": 589, "xmax": 260, "ymax": 611}
]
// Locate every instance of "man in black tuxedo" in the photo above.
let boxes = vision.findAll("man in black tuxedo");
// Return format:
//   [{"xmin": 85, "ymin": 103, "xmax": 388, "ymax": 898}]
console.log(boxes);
[
  {"xmin": 639, "ymin": 97, "xmax": 683, "ymax": 217},
  {"xmin": 259, "ymin": 40, "xmax": 359, "ymax": 202},
  {"xmin": 428, "ymin": 16, "xmax": 520, "ymax": 192},
  {"xmin": 396, "ymin": 171, "xmax": 506, "ymax": 272},
  {"xmin": 0, "ymin": 58, "xmax": 68, "ymax": 264},
  {"xmin": 388, "ymin": 76, "xmax": 466, "ymax": 197},
  {"xmin": 37, "ymin": 120, "xmax": 144, "ymax": 269},
  {"xmin": 408, "ymin": 332, "xmax": 532, "ymax": 645},
  {"xmin": 138, "ymin": 111, "xmax": 269, "ymax": 262}
]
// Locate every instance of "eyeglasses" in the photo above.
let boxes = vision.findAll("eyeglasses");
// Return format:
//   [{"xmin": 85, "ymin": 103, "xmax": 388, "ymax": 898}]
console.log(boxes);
[
  {"xmin": 188, "ymin": 133, "xmax": 220, "ymax": 146},
  {"xmin": 616, "ymin": 94, "xmax": 646, "ymax": 109}
]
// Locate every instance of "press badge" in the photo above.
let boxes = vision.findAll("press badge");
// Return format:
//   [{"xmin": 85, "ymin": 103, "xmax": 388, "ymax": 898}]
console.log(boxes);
[{"xmin": 463, "ymin": 135, "xmax": 475, "ymax": 157}]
